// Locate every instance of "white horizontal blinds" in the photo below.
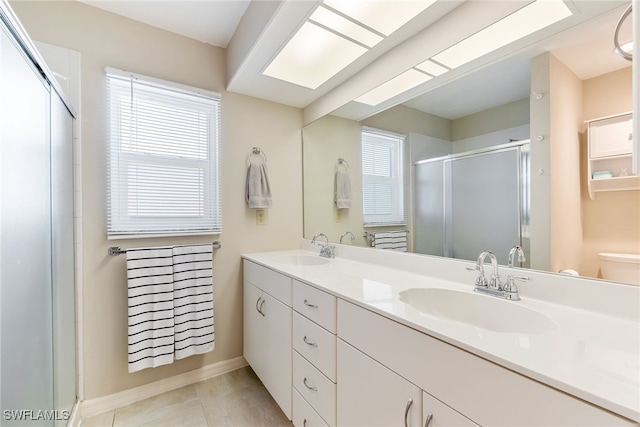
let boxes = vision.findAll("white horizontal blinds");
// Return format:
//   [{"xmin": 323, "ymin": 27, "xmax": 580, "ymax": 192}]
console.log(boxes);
[
  {"xmin": 107, "ymin": 68, "xmax": 221, "ymax": 236},
  {"xmin": 361, "ymin": 127, "xmax": 406, "ymax": 226}
]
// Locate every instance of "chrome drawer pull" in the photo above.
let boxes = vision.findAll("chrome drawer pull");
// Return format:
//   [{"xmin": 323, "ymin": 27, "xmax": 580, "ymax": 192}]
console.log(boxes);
[
  {"xmin": 303, "ymin": 299, "xmax": 318, "ymax": 308},
  {"xmin": 303, "ymin": 420, "xmax": 307, "ymax": 427},
  {"xmin": 259, "ymin": 299, "xmax": 265, "ymax": 317},
  {"xmin": 303, "ymin": 377, "xmax": 317, "ymax": 391},
  {"xmin": 404, "ymin": 398, "xmax": 413, "ymax": 427},
  {"xmin": 303, "ymin": 336, "xmax": 318, "ymax": 347},
  {"xmin": 255, "ymin": 297, "xmax": 262, "ymax": 315},
  {"xmin": 424, "ymin": 412, "xmax": 433, "ymax": 427}
]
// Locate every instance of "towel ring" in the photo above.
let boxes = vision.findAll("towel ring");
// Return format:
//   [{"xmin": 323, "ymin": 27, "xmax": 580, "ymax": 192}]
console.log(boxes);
[
  {"xmin": 247, "ymin": 147, "xmax": 267, "ymax": 166},
  {"xmin": 336, "ymin": 158, "xmax": 350, "ymax": 172}
]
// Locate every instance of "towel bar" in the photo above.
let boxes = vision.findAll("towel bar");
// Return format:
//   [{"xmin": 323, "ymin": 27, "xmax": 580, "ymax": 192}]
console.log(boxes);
[{"xmin": 109, "ymin": 241, "xmax": 222, "ymax": 256}]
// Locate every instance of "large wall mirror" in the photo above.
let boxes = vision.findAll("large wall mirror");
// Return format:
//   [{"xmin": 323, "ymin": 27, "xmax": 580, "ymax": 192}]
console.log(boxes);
[{"xmin": 302, "ymin": 2, "xmax": 639, "ymax": 283}]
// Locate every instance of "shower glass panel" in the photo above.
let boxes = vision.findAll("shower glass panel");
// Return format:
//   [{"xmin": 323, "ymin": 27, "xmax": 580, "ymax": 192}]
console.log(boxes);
[
  {"xmin": 1, "ymin": 22, "xmax": 54, "ymax": 425},
  {"xmin": 414, "ymin": 142, "xmax": 529, "ymax": 266},
  {"xmin": 51, "ymin": 92, "xmax": 76, "ymax": 425},
  {"xmin": 413, "ymin": 159, "xmax": 444, "ymax": 256},
  {"xmin": 445, "ymin": 147, "xmax": 520, "ymax": 265}
]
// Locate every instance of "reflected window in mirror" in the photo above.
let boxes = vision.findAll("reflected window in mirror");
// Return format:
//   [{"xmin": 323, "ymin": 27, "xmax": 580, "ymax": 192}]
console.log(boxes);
[{"xmin": 361, "ymin": 127, "xmax": 407, "ymax": 226}]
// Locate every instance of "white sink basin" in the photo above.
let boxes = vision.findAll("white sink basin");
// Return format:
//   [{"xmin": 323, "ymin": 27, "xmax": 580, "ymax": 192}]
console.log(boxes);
[
  {"xmin": 399, "ymin": 288, "xmax": 556, "ymax": 334},
  {"xmin": 276, "ymin": 255, "xmax": 331, "ymax": 266}
]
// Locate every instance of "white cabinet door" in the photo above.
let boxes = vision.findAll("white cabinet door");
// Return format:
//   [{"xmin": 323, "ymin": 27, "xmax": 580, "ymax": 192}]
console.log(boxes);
[
  {"xmin": 590, "ymin": 114, "xmax": 633, "ymax": 158},
  {"xmin": 423, "ymin": 392, "xmax": 478, "ymax": 427},
  {"xmin": 243, "ymin": 266, "xmax": 292, "ymax": 419},
  {"xmin": 262, "ymin": 291, "xmax": 292, "ymax": 418},
  {"xmin": 243, "ymin": 280, "xmax": 264, "ymax": 377},
  {"xmin": 337, "ymin": 339, "xmax": 422, "ymax": 427}
]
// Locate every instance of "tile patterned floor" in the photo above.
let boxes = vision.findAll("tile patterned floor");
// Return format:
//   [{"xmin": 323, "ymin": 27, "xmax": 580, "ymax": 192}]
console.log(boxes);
[{"xmin": 82, "ymin": 367, "xmax": 292, "ymax": 427}]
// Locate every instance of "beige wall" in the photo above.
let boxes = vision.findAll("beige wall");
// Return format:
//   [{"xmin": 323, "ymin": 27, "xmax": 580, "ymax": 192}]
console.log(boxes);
[
  {"xmin": 303, "ymin": 115, "xmax": 365, "ymax": 245},
  {"xmin": 11, "ymin": 1, "xmax": 303, "ymax": 399},
  {"xmin": 581, "ymin": 67, "xmax": 639, "ymax": 278},
  {"xmin": 529, "ymin": 54, "xmax": 551, "ymax": 271},
  {"xmin": 548, "ymin": 54, "xmax": 584, "ymax": 274},
  {"xmin": 451, "ymin": 98, "xmax": 530, "ymax": 141}
]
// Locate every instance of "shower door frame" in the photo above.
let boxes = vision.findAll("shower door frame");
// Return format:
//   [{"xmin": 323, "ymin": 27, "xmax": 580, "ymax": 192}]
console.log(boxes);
[{"xmin": 414, "ymin": 140, "xmax": 530, "ymax": 266}]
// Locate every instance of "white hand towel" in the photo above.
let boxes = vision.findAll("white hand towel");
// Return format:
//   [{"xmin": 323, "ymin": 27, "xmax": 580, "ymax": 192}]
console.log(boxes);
[
  {"xmin": 127, "ymin": 246, "xmax": 175, "ymax": 373},
  {"xmin": 172, "ymin": 244, "xmax": 214, "ymax": 360},
  {"xmin": 335, "ymin": 169, "xmax": 351, "ymax": 209},
  {"xmin": 246, "ymin": 163, "xmax": 272, "ymax": 209}
]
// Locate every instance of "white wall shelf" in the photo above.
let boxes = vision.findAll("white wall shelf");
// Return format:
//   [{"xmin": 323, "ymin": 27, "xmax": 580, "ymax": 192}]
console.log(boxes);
[{"xmin": 586, "ymin": 112, "xmax": 638, "ymax": 199}]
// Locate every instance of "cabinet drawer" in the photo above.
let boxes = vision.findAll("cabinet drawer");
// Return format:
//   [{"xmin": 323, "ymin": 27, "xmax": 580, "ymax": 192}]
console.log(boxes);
[
  {"xmin": 244, "ymin": 260, "xmax": 292, "ymax": 306},
  {"xmin": 293, "ymin": 312, "xmax": 336, "ymax": 382},
  {"xmin": 293, "ymin": 389, "xmax": 329, "ymax": 427},
  {"xmin": 293, "ymin": 280, "xmax": 336, "ymax": 332},
  {"xmin": 589, "ymin": 114, "xmax": 633, "ymax": 158},
  {"xmin": 293, "ymin": 351, "xmax": 336, "ymax": 426},
  {"xmin": 423, "ymin": 391, "xmax": 478, "ymax": 427}
]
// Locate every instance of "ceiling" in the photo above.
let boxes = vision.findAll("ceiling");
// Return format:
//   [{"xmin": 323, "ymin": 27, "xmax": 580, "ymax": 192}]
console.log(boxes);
[{"xmin": 77, "ymin": 0, "xmax": 632, "ymax": 122}]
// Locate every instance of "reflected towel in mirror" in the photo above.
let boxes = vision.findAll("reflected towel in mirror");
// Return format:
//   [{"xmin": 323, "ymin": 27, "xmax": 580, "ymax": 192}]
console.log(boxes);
[{"xmin": 335, "ymin": 169, "xmax": 351, "ymax": 209}]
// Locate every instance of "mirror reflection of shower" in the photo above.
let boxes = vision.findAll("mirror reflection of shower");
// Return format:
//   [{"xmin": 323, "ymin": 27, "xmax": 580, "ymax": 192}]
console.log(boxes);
[{"xmin": 413, "ymin": 140, "xmax": 530, "ymax": 267}]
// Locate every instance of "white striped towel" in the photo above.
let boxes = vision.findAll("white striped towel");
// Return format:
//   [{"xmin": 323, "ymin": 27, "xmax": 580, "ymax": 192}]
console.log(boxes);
[
  {"xmin": 126, "ymin": 244, "xmax": 215, "ymax": 373},
  {"xmin": 127, "ymin": 246, "xmax": 175, "ymax": 373},
  {"xmin": 372, "ymin": 230, "xmax": 408, "ymax": 252},
  {"xmin": 172, "ymin": 244, "xmax": 215, "ymax": 360}
]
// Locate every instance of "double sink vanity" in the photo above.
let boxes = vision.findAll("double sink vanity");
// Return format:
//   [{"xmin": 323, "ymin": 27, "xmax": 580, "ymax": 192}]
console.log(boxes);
[{"xmin": 243, "ymin": 240, "xmax": 639, "ymax": 426}]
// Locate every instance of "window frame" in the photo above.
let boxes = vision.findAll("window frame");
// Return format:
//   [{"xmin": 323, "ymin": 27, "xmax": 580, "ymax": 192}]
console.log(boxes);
[
  {"xmin": 106, "ymin": 67, "xmax": 222, "ymax": 238},
  {"xmin": 361, "ymin": 126, "xmax": 407, "ymax": 227}
]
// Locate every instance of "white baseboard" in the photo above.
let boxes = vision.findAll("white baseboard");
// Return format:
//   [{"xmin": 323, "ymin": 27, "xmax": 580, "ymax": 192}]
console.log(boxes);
[
  {"xmin": 67, "ymin": 400, "xmax": 82, "ymax": 427},
  {"xmin": 79, "ymin": 356, "xmax": 248, "ymax": 420}
]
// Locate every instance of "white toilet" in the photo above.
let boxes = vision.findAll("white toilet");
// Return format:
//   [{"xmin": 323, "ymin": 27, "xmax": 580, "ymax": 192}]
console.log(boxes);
[{"xmin": 598, "ymin": 253, "xmax": 640, "ymax": 286}]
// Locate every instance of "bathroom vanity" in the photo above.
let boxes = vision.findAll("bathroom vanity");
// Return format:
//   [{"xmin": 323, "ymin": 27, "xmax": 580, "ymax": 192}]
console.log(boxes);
[{"xmin": 243, "ymin": 242, "xmax": 639, "ymax": 426}]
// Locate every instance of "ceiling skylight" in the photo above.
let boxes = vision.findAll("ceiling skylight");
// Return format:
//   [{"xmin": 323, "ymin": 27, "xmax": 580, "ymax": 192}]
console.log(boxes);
[
  {"xmin": 355, "ymin": 69, "xmax": 432, "ymax": 106},
  {"xmin": 310, "ymin": 5, "xmax": 383, "ymax": 48},
  {"xmin": 262, "ymin": 0, "xmax": 437, "ymax": 89},
  {"xmin": 323, "ymin": 0, "xmax": 437, "ymax": 36},
  {"xmin": 263, "ymin": 21, "xmax": 367, "ymax": 89},
  {"xmin": 353, "ymin": 0, "xmax": 573, "ymax": 107},
  {"xmin": 415, "ymin": 59, "xmax": 450, "ymax": 77},
  {"xmin": 432, "ymin": 0, "xmax": 573, "ymax": 69}
]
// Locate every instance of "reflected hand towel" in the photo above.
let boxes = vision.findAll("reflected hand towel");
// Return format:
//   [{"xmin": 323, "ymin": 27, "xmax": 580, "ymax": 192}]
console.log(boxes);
[{"xmin": 335, "ymin": 169, "xmax": 351, "ymax": 209}]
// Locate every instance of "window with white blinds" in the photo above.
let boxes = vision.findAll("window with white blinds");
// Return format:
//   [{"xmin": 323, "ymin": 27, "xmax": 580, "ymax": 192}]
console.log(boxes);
[
  {"xmin": 106, "ymin": 67, "xmax": 221, "ymax": 237},
  {"xmin": 361, "ymin": 127, "xmax": 407, "ymax": 226}
]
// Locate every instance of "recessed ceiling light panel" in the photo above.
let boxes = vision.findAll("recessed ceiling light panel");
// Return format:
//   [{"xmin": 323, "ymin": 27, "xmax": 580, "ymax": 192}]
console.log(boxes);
[
  {"xmin": 355, "ymin": 69, "xmax": 432, "ymax": 106},
  {"xmin": 323, "ymin": 0, "xmax": 437, "ymax": 36},
  {"xmin": 414, "ymin": 59, "xmax": 449, "ymax": 76},
  {"xmin": 263, "ymin": 21, "xmax": 367, "ymax": 89},
  {"xmin": 432, "ymin": 0, "xmax": 573, "ymax": 69},
  {"xmin": 310, "ymin": 5, "xmax": 383, "ymax": 48}
]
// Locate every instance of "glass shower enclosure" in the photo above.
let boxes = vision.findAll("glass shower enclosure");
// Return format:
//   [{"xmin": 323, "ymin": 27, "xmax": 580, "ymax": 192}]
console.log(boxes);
[
  {"xmin": 1, "ymin": 3, "xmax": 76, "ymax": 425},
  {"xmin": 414, "ymin": 141, "xmax": 530, "ymax": 266}
]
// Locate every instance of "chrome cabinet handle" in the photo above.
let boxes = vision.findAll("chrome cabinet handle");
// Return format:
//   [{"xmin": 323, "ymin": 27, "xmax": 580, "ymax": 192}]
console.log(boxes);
[
  {"xmin": 424, "ymin": 412, "xmax": 433, "ymax": 427},
  {"xmin": 255, "ymin": 297, "xmax": 262, "ymax": 314},
  {"xmin": 303, "ymin": 377, "xmax": 317, "ymax": 391},
  {"xmin": 404, "ymin": 398, "xmax": 413, "ymax": 427},
  {"xmin": 259, "ymin": 299, "xmax": 265, "ymax": 317},
  {"xmin": 303, "ymin": 299, "xmax": 318, "ymax": 308},
  {"xmin": 303, "ymin": 336, "xmax": 318, "ymax": 347},
  {"xmin": 303, "ymin": 419, "xmax": 307, "ymax": 427}
]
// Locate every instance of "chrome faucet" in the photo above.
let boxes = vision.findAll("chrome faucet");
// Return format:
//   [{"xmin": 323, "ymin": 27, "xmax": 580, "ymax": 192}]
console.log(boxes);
[
  {"xmin": 339, "ymin": 231, "xmax": 356, "ymax": 244},
  {"xmin": 476, "ymin": 250, "xmax": 501, "ymax": 290},
  {"xmin": 508, "ymin": 245, "xmax": 526, "ymax": 267},
  {"xmin": 311, "ymin": 233, "xmax": 335, "ymax": 259},
  {"xmin": 470, "ymin": 249, "xmax": 528, "ymax": 301}
]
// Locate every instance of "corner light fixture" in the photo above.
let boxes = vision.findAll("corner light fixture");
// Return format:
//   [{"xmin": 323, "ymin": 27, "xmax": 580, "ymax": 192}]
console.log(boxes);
[
  {"xmin": 262, "ymin": 0, "xmax": 437, "ymax": 89},
  {"xmin": 354, "ymin": 0, "xmax": 573, "ymax": 107}
]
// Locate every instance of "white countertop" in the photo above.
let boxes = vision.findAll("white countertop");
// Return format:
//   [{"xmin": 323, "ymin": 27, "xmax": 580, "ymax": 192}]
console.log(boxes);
[{"xmin": 242, "ymin": 246, "xmax": 640, "ymax": 423}]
